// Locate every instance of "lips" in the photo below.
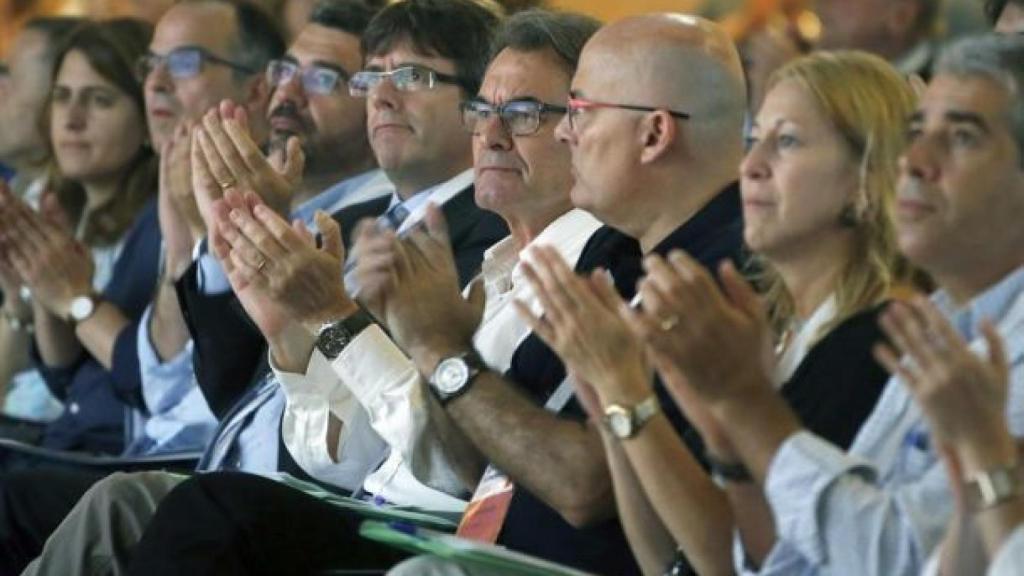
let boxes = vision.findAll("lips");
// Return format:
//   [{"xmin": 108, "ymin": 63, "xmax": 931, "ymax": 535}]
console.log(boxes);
[{"xmin": 896, "ymin": 198, "xmax": 935, "ymax": 219}]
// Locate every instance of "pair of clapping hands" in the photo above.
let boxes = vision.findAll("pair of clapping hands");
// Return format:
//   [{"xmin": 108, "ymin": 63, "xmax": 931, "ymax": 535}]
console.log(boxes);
[
  {"xmin": 515, "ymin": 247, "xmax": 1013, "ymax": 481},
  {"xmin": 0, "ymin": 180, "xmax": 92, "ymax": 321}
]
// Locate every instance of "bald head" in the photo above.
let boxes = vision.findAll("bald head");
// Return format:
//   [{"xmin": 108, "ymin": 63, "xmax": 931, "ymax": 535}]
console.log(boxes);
[{"xmin": 576, "ymin": 14, "xmax": 746, "ymax": 172}]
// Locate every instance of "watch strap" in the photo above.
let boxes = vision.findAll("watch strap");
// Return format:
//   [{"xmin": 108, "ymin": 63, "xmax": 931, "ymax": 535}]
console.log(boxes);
[
  {"xmin": 315, "ymin": 307, "xmax": 373, "ymax": 360},
  {"xmin": 429, "ymin": 349, "xmax": 485, "ymax": 405},
  {"xmin": 706, "ymin": 450, "xmax": 753, "ymax": 485},
  {"xmin": 966, "ymin": 460, "xmax": 1024, "ymax": 512}
]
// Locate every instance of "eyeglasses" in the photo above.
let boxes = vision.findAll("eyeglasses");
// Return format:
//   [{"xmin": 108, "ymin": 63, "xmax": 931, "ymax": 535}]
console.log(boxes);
[
  {"xmin": 135, "ymin": 46, "xmax": 256, "ymax": 83},
  {"xmin": 0, "ymin": 63, "xmax": 9, "ymax": 78},
  {"xmin": 460, "ymin": 98, "xmax": 567, "ymax": 137},
  {"xmin": 267, "ymin": 59, "xmax": 348, "ymax": 96},
  {"xmin": 348, "ymin": 65, "xmax": 464, "ymax": 97},
  {"xmin": 566, "ymin": 95, "xmax": 690, "ymax": 132}
]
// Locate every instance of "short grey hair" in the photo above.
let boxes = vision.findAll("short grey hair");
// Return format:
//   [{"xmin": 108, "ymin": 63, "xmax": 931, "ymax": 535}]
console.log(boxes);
[
  {"xmin": 935, "ymin": 33, "xmax": 1024, "ymax": 164},
  {"xmin": 489, "ymin": 9, "xmax": 602, "ymax": 76}
]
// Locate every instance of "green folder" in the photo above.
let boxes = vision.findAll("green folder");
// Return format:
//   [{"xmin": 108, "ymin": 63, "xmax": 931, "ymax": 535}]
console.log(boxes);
[
  {"xmin": 274, "ymin": 472, "xmax": 460, "ymax": 531},
  {"xmin": 358, "ymin": 520, "xmax": 596, "ymax": 576}
]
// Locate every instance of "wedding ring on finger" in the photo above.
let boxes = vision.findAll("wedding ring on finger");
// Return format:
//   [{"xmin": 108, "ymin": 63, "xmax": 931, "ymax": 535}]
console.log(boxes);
[
  {"xmin": 659, "ymin": 314, "xmax": 680, "ymax": 332},
  {"xmin": 218, "ymin": 179, "xmax": 237, "ymax": 191},
  {"xmin": 255, "ymin": 258, "xmax": 268, "ymax": 272}
]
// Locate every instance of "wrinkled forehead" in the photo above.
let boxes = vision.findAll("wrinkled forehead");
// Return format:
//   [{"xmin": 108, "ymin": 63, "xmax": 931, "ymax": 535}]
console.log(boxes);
[{"xmin": 479, "ymin": 48, "xmax": 571, "ymax": 104}]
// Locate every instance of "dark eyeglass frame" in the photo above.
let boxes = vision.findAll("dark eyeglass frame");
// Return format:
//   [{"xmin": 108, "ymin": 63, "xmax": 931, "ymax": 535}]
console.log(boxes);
[
  {"xmin": 348, "ymin": 65, "xmax": 466, "ymax": 97},
  {"xmin": 135, "ymin": 46, "xmax": 257, "ymax": 83},
  {"xmin": 0, "ymin": 63, "xmax": 9, "ymax": 78},
  {"xmin": 459, "ymin": 98, "xmax": 568, "ymax": 137},
  {"xmin": 566, "ymin": 95, "xmax": 690, "ymax": 131},
  {"xmin": 266, "ymin": 59, "xmax": 349, "ymax": 96}
]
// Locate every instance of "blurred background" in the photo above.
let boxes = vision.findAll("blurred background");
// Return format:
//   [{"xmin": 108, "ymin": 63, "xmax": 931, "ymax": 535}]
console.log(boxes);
[{"xmin": 0, "ymin": 0, "xmax": 990, "ymax": 58}]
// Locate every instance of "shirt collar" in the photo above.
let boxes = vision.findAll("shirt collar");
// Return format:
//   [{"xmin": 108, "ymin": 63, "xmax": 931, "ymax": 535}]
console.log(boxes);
[
  {"xmin": 650, "ymin": 182, "xmax": 743, "ymax": 257},
  {"xmin": 290, "ymin": 169, "xmax": 384, "ymax": 224},
  {"xmin": 385, "ymin": 169, "xmax": 475, "ymax": 233},
  {"xmin": 933, "ymin": 265, "xmax": 1024, "ymax": 340}
]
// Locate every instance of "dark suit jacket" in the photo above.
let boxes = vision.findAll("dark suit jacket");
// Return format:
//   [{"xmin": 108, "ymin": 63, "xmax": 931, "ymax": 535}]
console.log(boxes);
[{"xmin": 176, "ymin": 184, "xmax": 507, "ymax": 420}]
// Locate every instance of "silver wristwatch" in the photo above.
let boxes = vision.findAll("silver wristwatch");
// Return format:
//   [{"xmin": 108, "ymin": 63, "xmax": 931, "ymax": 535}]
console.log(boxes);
[
  {"xmin": 602, "ymin": 395, "xmax": 660, "ymax": 439},
  {"xmin": 966, "ymin": 461, "xmax": 1024, "ymax": 512},
  {"xmin": 428, "ymin": 351, "xmax": 485, "ymax": 405}
]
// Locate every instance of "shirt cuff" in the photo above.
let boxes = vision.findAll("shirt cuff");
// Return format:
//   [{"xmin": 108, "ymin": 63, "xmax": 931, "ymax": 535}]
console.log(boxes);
[
  {"xmin": 331, "ymin": 324, "xmax": 419, "ymax": 409},
  {"xmin": 137, "ymin": 306, "xmax": 196, "ymax": 414},
  {"xmin": 272, "ymin": 348, "xmax": 341, "ymax": 400},
  {"xmin": 989, "ymin": 525, "xmax": 1024, "ymax": 576},
  {"xmin": 194, "ymin": 239, "xmax": 231, "ymax": 295},
  {"xmin": 764, "ymin": 430, "xmax": 877, "ymax": 566}
]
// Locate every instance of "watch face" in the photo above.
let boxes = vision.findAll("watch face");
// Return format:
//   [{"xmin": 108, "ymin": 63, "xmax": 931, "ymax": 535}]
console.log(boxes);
[
  {"xmin": 607, "ymin": 411, "xmax": 632, "ymax": 438},
  {"xmin": 434, "ymin": 358, "xmax": 470, "ymax": 394},
  {"xmin": 69, "ymin": 296, "xmax": 95, "ymax": 322}
]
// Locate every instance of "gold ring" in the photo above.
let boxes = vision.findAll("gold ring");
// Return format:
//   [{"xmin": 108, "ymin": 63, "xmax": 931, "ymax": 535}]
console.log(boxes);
[
  {"xmin": 659, "ymin": 315, "xmax": 680, "ymax": 332},
  {"xmin": 218, "ymin": 179, "xmax": 237, "ymax": 191},
  {"xmin": 255, "ymin": 259, "xmax": 267, "ymax": 272}
]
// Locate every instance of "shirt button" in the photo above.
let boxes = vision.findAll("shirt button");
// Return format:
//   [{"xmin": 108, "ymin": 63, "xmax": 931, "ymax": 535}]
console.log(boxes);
[{"xmin": 69, "ymin": 402, "xmax": 80, "ymax": 415}]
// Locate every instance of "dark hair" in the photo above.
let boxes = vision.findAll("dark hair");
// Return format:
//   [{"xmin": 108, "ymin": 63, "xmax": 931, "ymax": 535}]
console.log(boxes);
[
  {"xmin": 362, "ymin": 0, "xmax": 504, "ymax": 96},
  {"xmin": 310, "ymin": 0, "xmax": 379, "ymax": 36},
  {"xmin": 490, "ymin": 9, "xmax": 600, "ymax": 76},
  {"xmin": 985, "ymin": 0, "xmax": 1024, "ymax": 24},
  {"xmin": 229, "ymin": 1, "xmax": 288, "ymax": 75},
  {"xmin": 47, "ymin": 18, "xmax": 158, "ymax": 246}
]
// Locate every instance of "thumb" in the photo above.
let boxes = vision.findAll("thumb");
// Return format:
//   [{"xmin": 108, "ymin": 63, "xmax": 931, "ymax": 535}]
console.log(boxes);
[
  {"xmin": 41, "ymin": 192, "xmax": 72, "ymax": 231},
  {"xmin": 719, "ymin": 260, "xmax": 761, "ymax": 319},
  {"xmin": 424, "ymin": 203, "xmax": 450, "ymax": 246},
  {"xmin": 980, "ymin": 320, "xmax": 1008, "ymax": 377},
  {"xmin": 466, "ymin": 277, "xmax": 486, "ymax": 318},
  {"xmin": 283, "ymin": 136, "xmax": 305, "ymax": 184},
  {"xmin": 315, "ymin": 211, "xmax": 344, "ymax": 259}
]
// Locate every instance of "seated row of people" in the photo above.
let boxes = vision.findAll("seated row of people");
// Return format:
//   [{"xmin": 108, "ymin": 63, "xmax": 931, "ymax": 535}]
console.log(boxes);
[{"xmin": 0, "ymin": 0, "xmax": 1022, "ymax": 575}]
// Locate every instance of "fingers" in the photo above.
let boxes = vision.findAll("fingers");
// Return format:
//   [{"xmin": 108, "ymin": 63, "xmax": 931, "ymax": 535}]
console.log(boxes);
[
  {"xmin": 315, "ymin": 211, "xmax": 344, "ymax": 260},
  {"xmin": 221, "ymin": 109, "xmax": 273, "ymax": 180},
  {"xmin": 980, "ymin": 319, "xmax": 1008, "ymax": 376},
  {"xmin": 423, "ymin": 204, "xmax": 451, "ymax": 248},
  {"xmin": 249, "ymin": 201, "xmax": 307, "ymax": 256},
  {"xmin": 879, "ymin": 301, "xmax": 943, "ymax": 372},
  {"xmin": 282, "ymin": 136, "xmax": 305, "ymax": 184},
  {"xmin": 228, "ymin": 201, "xmax": 290, "ymax": 264},
  {"xmin": 196, "ymin": 128, "xmax": 237, "ymax": 193},
  {"xmin": 513, "ymin": 297, "xmax": 555, "ymax": 347},
  {"xmin": 719, "ymin": 259, "xmax": 762, "ymax": 320},
  {"xmin": 202, "ymin": 109, "xmax": 249, "ymax": 185},
  {"xmin": 215, "ymin": 203, "xmax": 271, "ymax": 283}
]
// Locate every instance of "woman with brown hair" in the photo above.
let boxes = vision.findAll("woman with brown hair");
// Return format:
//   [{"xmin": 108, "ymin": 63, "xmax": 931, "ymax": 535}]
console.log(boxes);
[{"xmin": 0, "ymin": 17, "xmax": 161, "ymax": 456}]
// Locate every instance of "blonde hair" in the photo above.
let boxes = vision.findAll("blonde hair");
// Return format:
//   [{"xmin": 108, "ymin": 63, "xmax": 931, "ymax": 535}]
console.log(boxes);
[{"xmin": 755, "ymin": 50, "xmax": 917, "ymax": 338}]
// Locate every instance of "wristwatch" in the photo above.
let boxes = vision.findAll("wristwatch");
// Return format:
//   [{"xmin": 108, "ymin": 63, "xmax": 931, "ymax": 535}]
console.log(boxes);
[
  {"xmin": 314, "ymin": 308, "xmax": 373, "ymax": 360},
  {"xmin": 706, "ymin": 450, "xmax": 753, "ymax": 486},
  {"xmin": 966, "ymin": 461, "xmax": 1024, "ymax": 512},
  {"xmin": 68, "ymin": 294, "xmax": 101, "ymax": 324},
  {"xmin": 428, "ymin": 350, "xmax": 486, "ymax": 405},
  {"xmin": 603, "ymin": 395, "xmax": 660, "ymax": 439}
]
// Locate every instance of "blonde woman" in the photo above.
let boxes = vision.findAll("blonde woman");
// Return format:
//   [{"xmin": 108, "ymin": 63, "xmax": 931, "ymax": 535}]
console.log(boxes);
[{"xmin": 518, "ymin": 50, "xmax": 917, "ymax": 575}]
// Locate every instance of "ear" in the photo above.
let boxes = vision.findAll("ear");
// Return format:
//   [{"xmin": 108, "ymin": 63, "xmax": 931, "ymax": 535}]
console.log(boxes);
[{"xmin": 638, "ymin": 111, "xmax": 678, "ymax": 165}]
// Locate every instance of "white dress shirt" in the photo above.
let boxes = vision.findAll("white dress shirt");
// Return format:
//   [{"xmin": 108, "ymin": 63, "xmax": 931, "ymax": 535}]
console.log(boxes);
[
  {"xmin": 274, "ymin": 208, "xmax": 603, "ymax": 513},
  {"xmin": 741, "ymin": 266, "xmax": 1024, "ymax": 576}
]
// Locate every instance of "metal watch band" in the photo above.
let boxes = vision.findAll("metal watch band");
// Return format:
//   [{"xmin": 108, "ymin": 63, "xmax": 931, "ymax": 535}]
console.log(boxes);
[
  {"xmin": 603, "ymin": 394, "xmax": 660, "ymax": 439},
  {"xmin": 314, "ymin": 308, "xmax": 373, "ymax": 360},
  {"xmin": 966, "ymin": 460, "xmax": 1024, "ymax": 512}
]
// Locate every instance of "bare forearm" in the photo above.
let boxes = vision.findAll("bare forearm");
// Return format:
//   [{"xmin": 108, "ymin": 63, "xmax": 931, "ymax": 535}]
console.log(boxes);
[
  {"xmin": 149, "ymin": 280, "xmax": 190, "ymax": 362},
  {"xmin": 445, "ymin": 372, "xmax": 615, "ymax": 526},
  {"xmin": 33, "ymin": 302, "xmax": 81, "ymax": 368},
  {"xmin": 619, "ymin": 416, "xmax": 734, "ymax": 575},
  {"xmin": 415, "ymin": 385, "xmax": 487, "ymax": 494},
  {"xmin": 713, "ymin": 386, "xmax": 802, "ymax": 484},
  {"xmin": 75, "ymin": 302, "xmax": 130, "ymax": 370},
  {"xmin": 725, "ymin": 482, "xmax": 777, "ymax": 566},
  {"xmin": 599, "ymin": 427, "xmax": 678, "ymax": 576}
]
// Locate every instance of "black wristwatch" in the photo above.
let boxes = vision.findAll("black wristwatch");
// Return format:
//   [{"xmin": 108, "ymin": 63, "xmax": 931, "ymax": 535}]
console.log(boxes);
[
  {"xmin": 705, "ymin": 450, "xmax": 753, "ymax": 485},
  {"xmin": 428, "ymin": 350, "xmax": 486, "ymax": 405},
  {"xmin": 314, "ymin": 308, "xmax": 373, "ymax": 360}
]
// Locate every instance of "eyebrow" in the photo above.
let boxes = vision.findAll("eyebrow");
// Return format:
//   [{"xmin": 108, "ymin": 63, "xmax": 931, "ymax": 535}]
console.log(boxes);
[
  {"xmin": 945, "ymin": 110, "xmax": 990, "ymax": 133},
  {"xmin": 470, "ymin": 95, "xmax": 544, "ymax": 106}
]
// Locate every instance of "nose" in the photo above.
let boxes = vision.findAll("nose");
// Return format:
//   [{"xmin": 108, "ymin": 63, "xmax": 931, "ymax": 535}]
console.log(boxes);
[
  {"xmin": 64, "ymin": 100, "xmax": 87, "ymax": 132},
  {"xmin": 146, "ymin": 61, "xmax": 173, "ymax": 95},
  {"xmin": 275, "ymin": 74, "xmax": 308, "ymax": 109},
  {"xmin": 478, "ymin": 113, "xmax": 512, "ymax": 152},
  {"xmin": 899, "ymin": 133, "xmax": 940, "ymax": 184},
  {"xmin": 740, "ymin": 138, "xmax": 771, "ymax": 182},
  {"xmin": 554, "ymin": 112, "xmax": 574, "ymax": 145},
  {"xmin": 369, "ymin": 77, "xmax": 400, "ymax": 113}
]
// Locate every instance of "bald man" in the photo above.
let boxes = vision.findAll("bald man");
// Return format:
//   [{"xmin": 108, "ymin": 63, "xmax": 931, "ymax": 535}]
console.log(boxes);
[{"xmin": 116, "ymin": 13, "xmax": 747, "ymax": 576}]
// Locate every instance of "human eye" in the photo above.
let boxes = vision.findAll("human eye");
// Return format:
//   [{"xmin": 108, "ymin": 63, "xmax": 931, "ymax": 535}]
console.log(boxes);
[
  {"xmin": 776, "ymin": 133, "xmax": 799, "ymax": 149},
  {"xmin": 950, "ymin": 126, "xmax": 981, "ymax": 148},
  {"xmin": 92, "ymin": 90, "xmax": 117, "ymax": 108},
  {"xmin": 51, "ymin": 86, "xmax": 71, "ymax": 104}
]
